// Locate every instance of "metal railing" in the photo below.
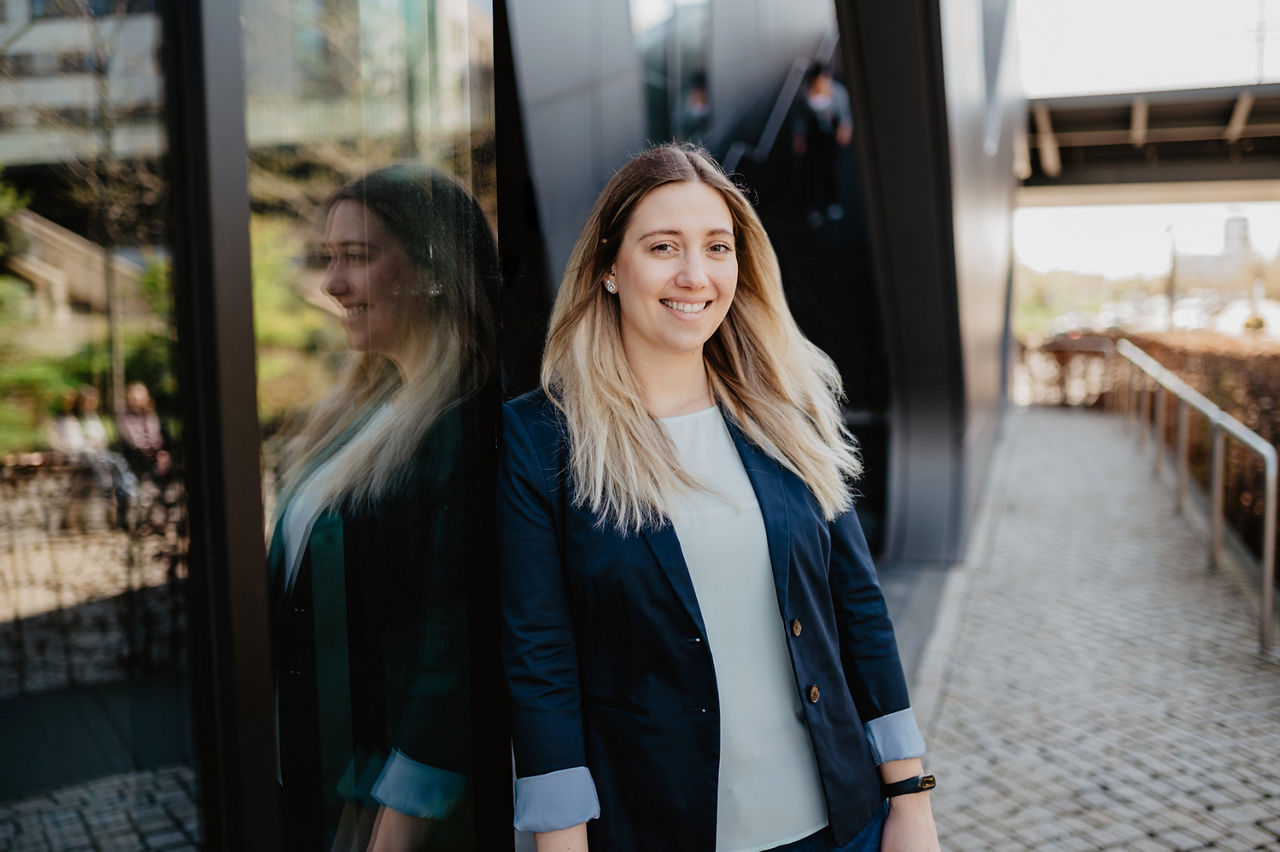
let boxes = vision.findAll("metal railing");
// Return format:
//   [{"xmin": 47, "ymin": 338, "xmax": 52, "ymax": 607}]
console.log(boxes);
[
  {"xmin": 1115, "ymin": 338, "xmax": 1277, "ymax": 656},
  {"xmin": 723, "ymin": 28, "xmax": 839, "ymax": 174}
]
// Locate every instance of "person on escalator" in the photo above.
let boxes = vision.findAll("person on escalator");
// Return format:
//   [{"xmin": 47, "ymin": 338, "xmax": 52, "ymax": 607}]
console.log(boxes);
[{"xmin": 792, "ymin": 61, "xmax": 853, "ymax": 229}]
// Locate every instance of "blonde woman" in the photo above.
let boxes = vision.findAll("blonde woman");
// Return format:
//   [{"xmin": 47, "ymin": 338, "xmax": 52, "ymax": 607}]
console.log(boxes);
[
  {"xmin": 269, "ymin": 164, "xmax": 497, "ymax": 851},
  {"xmin": 500, "ymin": 143, "xmax": 939, "ymax": 851}
]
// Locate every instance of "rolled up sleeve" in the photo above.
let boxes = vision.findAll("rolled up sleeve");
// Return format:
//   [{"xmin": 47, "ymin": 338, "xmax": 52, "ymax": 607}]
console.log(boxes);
[
  {"xmin": 499, "ymin": 402, "xmax": 599, "ymax": 828},
  {"xmin": 864, "ymin": 707, "xmax": 926, "ymax": 764},
  {"xmin": 513, "ymin": 766, "xmax": 601, "ymax": 832},
  {"xmin": 826, "ymin": 508, "xmax": 921, "ymax": 746},
  {"xmin": 371, "ymin": 748, "xmax": 468, "ymax": 818}
]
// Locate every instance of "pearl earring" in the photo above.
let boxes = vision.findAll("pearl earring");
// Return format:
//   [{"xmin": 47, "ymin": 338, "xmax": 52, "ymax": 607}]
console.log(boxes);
[{"xmin": 605, "ymin": 278, "xmax": 617, "ymax": 293}]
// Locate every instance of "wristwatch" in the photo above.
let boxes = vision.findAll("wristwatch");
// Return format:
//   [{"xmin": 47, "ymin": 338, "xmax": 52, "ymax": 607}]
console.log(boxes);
[{"xmin": 881, "ymin": 774, "xmax": 936, "ymax": 798}]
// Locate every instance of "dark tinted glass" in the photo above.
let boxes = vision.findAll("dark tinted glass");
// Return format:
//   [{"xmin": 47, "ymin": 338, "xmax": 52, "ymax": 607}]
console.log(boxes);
[
  {"xmin": 241, "ymin": 1, "xmax": 501, "ymax": 847},
  {"xmin": 0, "ymin": 1, "xmax": 201, "ymax": 849}
]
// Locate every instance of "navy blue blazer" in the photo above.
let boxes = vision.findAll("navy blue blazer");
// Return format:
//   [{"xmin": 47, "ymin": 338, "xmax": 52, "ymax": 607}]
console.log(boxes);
[{"xmin": 499, "ymin": 390, "xmax": 917, "ymax": 850}]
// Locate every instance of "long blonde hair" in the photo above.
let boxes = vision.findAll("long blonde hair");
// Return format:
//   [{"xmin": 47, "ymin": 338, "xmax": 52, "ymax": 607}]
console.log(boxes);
[
  {"xmin": 542, "ymin": 142, "xmax": 860, "ymax": 533},
  {"xmin": 279, "ymin": 164, "xmax": 497, "ymax": 514}
]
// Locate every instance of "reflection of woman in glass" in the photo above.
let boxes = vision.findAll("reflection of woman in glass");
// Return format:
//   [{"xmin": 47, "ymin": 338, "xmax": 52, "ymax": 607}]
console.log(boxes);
[
  {"xmin": 269, "ymin": 164, "xmax": 498, "ymax": 851},
  {"xmin": 500, "ymin": 144, "xmax": 939, "ymax": 851}
]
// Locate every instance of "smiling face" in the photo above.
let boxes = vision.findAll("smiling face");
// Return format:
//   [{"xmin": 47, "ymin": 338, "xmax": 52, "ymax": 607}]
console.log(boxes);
[
  {"xmin": 321, "ymin": 199, "xmax": 417, "ymax": 364},
  {"xmin": 612, "ymin": 180, "xmax": 738, "ymax": 371}
]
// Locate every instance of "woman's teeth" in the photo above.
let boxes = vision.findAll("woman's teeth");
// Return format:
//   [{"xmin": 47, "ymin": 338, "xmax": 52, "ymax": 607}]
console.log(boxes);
[
  {"xmin": 345, "ymin": 305, "xmax": 368, "ymax": 318},
  {"xmin": 661, "ymin": 299, "xmax": 709, "ymax": 314}
]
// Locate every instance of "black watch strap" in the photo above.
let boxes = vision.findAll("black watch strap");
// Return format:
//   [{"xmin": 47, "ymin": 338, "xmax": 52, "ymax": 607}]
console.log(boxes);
[{"xmin": 881, "ymin": 774, "xmax": 936, "ymax": 798}]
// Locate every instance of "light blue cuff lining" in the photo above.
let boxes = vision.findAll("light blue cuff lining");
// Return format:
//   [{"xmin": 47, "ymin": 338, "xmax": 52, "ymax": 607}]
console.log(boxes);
[
  {"xmin": 370, "ymin": 749, "xmax": 467, "ymax": 819},
  {"xmin": 865, "ymin": 707, "xmax": 927, "ymax": 764},
  {"xmin": 513, "ymin": 766, "xmax": 601, "ymax": 832}
]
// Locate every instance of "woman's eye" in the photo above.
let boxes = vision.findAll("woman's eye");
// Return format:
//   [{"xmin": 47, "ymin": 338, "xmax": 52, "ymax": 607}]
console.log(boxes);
[
  {"xmin": 345, "ymin": 251, "xmax": 368, "ymax": 263},
  {"xmin": 709, "ymin": 243, "xmax": 733, "ymax": 254},
  {"xmin": 651, "ymin": 242, "xmax": 676, "ymax": 253}
]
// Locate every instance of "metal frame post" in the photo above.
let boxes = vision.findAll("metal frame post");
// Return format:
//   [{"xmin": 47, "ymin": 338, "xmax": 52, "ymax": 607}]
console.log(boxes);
[
  {"xmin": 1211, "ymin": 421, "xmax": 1225, "ymax": 572},
  {"xmin": 1126, "ymin": 364, "xmax": 1135, "ymax": 422},
  {"xmin": 1154, "ymin": 386, "xmax": 1167, "ymax": 476},
  {"xmin": 1262, "ymin": 453, "xmax": 1277, "ymax": 654},
  {"xmin": 1176, "ymin": 401, "xmax": 1189, "ymax": 513},
  {"xmin": 1139, "ymin": 378, "xmax": 1151, "ymax": 451},
  {"xmin": 164, "ymin": 1, "xmax": 279, "ymax": 846}
]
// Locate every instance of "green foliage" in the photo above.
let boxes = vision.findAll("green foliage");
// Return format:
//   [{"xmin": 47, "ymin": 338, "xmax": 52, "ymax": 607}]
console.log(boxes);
[
  {"xmin": 250, "ymin": 214, "xmax": 345, "ymax": 434},
  {"xmin": 0, "ymin": 276, "xmax": 34, "ymax": 325},
  {"xmin": 0, "ymin": 357, "xmax": 78, "ymax": 454},
  {"xmin": 1012, "ymin": 262, "xmax": 1165, "ymax": 341},
  {"xmin": 252, "ymin": 215, "xmax": 330, "ymax": 350},
  {"xmin": 140, "ymin": 257, "xmax": 173, "ymax": 319},
  {"xmin": 0, "ymin": 176, "xmax": 30, "ymax": 258},
  {"xmin": 0, "ymin": 332, "xmax": 178, "ymax": 455}
]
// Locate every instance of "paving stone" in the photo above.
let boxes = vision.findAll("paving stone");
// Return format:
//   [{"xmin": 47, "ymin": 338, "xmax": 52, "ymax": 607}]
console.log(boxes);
[
  {"xmin": 144, "ymin": 829, "xmax": 187, "ymax": 848},
  {"xmin": 1156, "ymin": 828, "xmax": 1206, "ymax": 849},
  {"xmin": 1226, "ymin": 821, "xmax": 1280, "ymax": 846},
  {"xmin": 911, "ymin": 408, "xmax": 1280, "ymax": 851}
]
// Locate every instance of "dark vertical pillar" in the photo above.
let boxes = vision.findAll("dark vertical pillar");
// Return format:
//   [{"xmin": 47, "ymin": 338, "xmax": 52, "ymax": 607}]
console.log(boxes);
[
  {"xmin": 494, "ymin": 0, "xmax": 554, "ymax": 396},
  {"xmin": 163, "ymin": 1, "xmax": 280, "ymax": 848},
  {"xmin": 835, "ymin": 0, "xmax": 967, "ymax": 565}
]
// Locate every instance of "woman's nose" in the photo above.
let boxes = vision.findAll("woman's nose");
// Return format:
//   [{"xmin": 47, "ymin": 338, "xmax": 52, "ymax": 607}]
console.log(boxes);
[
  {"xmin": 324, "ymin": 265, "xmax": 349, "ymax": 298},
  {"xmin": 676, "ymin": 255, "xmax": 710, "ymax": 288}
]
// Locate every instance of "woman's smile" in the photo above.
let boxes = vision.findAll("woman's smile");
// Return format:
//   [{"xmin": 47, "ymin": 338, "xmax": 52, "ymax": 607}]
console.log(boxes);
[
  {"xmin": 660, "ymin": 298, "xmax": 712, "ymax": 315},
  {"xmin": 612, "ymin": 180, "xmax": 738, "ymax": 365}
]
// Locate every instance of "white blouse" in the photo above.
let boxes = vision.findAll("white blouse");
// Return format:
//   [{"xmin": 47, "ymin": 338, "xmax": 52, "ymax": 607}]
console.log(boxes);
[
  {"xmin": 660, "ymin": 406, "xmax": 829, "ymax": 852},
  {"xmin": 280, "ymin": 403, "xmax": 394, "ymax": 598}
]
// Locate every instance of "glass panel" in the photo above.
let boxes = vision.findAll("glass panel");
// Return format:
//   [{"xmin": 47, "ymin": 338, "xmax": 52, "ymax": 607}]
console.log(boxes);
[
  {"xmin": 0, "ymin": 2, "xmax": 201, "ymax": 850},
  {"xmin": 241, "ymin": 0, "xmax": 499, "ymax": 847},
  {"xmin": 631, "ymin": 0, "xmax": 711, "ymax": 143}
]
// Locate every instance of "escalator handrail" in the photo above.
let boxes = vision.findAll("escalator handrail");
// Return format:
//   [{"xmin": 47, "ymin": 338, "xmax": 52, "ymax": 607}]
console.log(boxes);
[{"xmin": 723, "ymin": 28, "xmax": 839, "ymax": 173}]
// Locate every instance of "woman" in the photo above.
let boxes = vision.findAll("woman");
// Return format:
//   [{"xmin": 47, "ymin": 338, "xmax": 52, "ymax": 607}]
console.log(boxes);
[
  {"xmin": 269, "ymin": 164, "xmax": 498, "ymax": 851},
  {"xmin": 500, "ymin": 143, "xmax": 939, "ymax": 851},
  {"xmin": 118, "ymin": 382, "xmax": 170, "ymax": 480}
]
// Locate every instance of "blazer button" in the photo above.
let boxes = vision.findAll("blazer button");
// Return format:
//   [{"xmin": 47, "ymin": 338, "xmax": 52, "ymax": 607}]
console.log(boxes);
[
  {"xmin": 808, "ymin": 684, "xmax": 820, "ymax": 703},
  {"xmin": 791, "ymin": 618, "xmax": 802, "ymax": 637}
]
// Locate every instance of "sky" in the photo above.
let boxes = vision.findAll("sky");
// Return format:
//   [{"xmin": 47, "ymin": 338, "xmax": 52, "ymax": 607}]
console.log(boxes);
[
  {"xmin": 1015, "ymin": 204, "xmax": 1280, "ymax": 277},
  {"xmin": 1017, "ymin": 0, "xmax": 1280, "ymax": 97},
  {"xmin": 1013, "ymin": 1, "xmax": 1280, "ymax": 279}
]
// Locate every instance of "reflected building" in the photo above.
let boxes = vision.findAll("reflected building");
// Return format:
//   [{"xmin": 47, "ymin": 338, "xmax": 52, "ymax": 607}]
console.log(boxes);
[
  {"xmin": 0, "ymin": 0, "xmax": 1016, "ymax": 847},
  {"xmin": 0, "ymin": 1, "xmax": 163, "ymax": 167}
]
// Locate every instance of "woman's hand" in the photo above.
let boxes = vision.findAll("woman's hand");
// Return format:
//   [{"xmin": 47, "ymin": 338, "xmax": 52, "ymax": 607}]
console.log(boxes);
[
  {"xmin": 877, "ymin": 758, "xmax": 939, "ymax": 851},
  {"xmin": 365, "ymin": 806, "xmax": 433, "ymax": 852},
  {"xmin": 535, "ymin": 823, "xmax": 589, "ymax": 852},
  {"xmin": 880, "ymin": 792, "xmax": 939, "ymax": 851}
]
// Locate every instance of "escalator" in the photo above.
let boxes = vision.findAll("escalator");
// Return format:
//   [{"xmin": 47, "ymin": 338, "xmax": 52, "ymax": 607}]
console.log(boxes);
[{"xmin": 721, "ymin": 48, "xmax": 892, "ymax": 554}]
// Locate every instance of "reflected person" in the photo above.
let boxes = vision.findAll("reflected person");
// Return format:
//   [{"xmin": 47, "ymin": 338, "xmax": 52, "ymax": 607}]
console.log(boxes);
[
  {"xmin": 118, "ymin": 382, "xmax": 170, "ymax": 480},
  {"xmin": 47, "ymin": 386, "xmax": 138, "ymax": 529},
  {"xmin": 269, "ymin": 164, "xmax": 498, "ymax": 851}
]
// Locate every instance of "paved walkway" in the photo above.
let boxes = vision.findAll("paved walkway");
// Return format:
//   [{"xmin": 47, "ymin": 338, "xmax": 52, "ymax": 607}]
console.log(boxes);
[
  {"xmin": 0, "ymin": 764, "xmax": 198, "ymax": 851},
  {"xmin": 913, "ymin": 407, "xmax": 1280, "ymax": 851}
]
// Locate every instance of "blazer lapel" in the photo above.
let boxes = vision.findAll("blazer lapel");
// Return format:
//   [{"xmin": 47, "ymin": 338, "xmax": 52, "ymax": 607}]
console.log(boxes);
[
  {"xmin": 725, "ymin": 418, "xmax": 792, "ymax": 616},
  {"xmin": 641, "ymin": 523, "xmax": 711, "ymax": 640}
]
